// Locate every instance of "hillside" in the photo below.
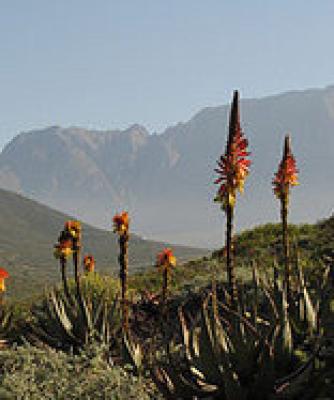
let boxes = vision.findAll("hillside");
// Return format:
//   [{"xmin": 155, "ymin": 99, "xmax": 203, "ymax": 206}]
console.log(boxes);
[
  {"xmin": 212, "ymin": 215, "xmax": 334, "ymax": 268},
  {"xmin": 0, "ymin": 86, "xmax": 334, "ymax": 247},
  {"xmin": 0, "ymin": 188, "xmax": 208, "ymax": 300}
]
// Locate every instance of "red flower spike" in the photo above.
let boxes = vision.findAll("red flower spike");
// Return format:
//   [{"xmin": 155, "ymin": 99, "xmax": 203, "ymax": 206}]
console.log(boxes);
[
  {"xmin": 156, "ymin": 248, "xmax": 177, "ymax": 269},
  {"xmin": 0, "ymin": 268, "xmax": 9, "ymax": 279},
  {"xmin": 113, "ymin": 211, "xmax": 129, "ymax": 235},
  {"xmin": 273, "ymin": 135, "xmax": 298, "ymax": 200},
  {"xmin": 0, "ymin": 268, "xmax": 9, "ymax": 292},
  {"xmin": 214, "ymin": 91, "xmax": 251, "ymax": 210}
]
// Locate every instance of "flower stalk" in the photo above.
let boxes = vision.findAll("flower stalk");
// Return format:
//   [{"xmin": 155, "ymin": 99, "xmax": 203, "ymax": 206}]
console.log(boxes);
[
  {"xmin": 54, "ymin": 235, "xmax": 72, "ymax": 300},
  {"xmin": 155, "ymin": 248, "xmax": 176, "ymax": 305},
  {"xmin": 64, "ymin": 221, "xmax": 82, "ymax": 298},
  {"xmin": 54, "ymin": 221, "xmax": 82, "ymax": 311},
  {"xmin": 214, "ymin": 90, "xmax": 251, "ymax": 308},
  {"xmin": 273, "ymin": 135, "xmax": 298, "ymax": 306},
  {"xmin": 113, "ymin": 211, "xmax": 130, "ymax": 332}
]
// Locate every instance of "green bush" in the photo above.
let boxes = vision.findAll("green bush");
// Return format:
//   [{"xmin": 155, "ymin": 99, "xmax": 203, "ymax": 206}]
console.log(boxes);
[{"xmin": 0, "ymin": 344, "xmax": 161, "ymax": 399}]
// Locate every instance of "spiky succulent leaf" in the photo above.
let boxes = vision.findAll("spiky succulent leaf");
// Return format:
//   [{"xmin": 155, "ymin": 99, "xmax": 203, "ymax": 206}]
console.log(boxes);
[{"xmin": 122, "ymin": 333, "xmax": 143, "ymax": 373}]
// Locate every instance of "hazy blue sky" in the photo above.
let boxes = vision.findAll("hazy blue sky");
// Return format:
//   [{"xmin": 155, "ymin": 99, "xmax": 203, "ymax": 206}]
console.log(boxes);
[{"xmin": 1, "ymin": 0, "xmax": 333, "ymax": 149}]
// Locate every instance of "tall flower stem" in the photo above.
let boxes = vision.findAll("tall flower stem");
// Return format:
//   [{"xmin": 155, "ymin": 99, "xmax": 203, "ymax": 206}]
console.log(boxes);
[
  {"xmin": 60, "ymin": 256, "xmax": 71, "ymax": 300},
  {"xmin": 162, "ymin": 267, "xmax": 169, "ymax": 305},
  {"xmin": 73, "ymin": 237, "xmax": 82, "ymax": 298},
  {"xmin": 155, "ymin": 248, "xmax": 176, "ymax": 349},
  {"xmin": 226, "ymin": 203, "xmax": 237, "ymax": 308},
  {"xmin": 281, "ymin": 195, "xmax": 290, "ymax": 305},
  {"xmin": 156, "ymin": 248, "xmax": 176, "ymax": 308},
  {"xmin": 119, "ymin": 231, "xmax": 129, "ymax": 332},
  {"xmin": 113, "ymin": 211, "xmax": 130, "ymax": 333},
  {"xmin": 214, "ymin": 91, "xmax": 251, "ymax": 310},
  {"xmin": 273, "ymin": 135, "xmax": 298, "ymax": 308}
]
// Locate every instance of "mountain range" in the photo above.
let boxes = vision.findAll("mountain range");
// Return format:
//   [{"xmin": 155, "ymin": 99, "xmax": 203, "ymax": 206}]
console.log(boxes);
[{"xmin": 1, "ymin": 85, "xmax": 334, "ymax": 247}]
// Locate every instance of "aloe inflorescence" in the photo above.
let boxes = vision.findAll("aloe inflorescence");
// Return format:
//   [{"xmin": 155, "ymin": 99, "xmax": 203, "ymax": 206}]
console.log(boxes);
[
  {"xmin": 273, "ymin": 135, "xmax": 298, "ymax": 306},
  {"xmin": 83, "ymin": 254, "xmax": 95, "ymax": 274},
  {"xmin": 155, "ymin": 248, "xmax": 176, "ymax": 304},
  {"xmin": 113, "ymin": 211, "xmax": 130, "ymax": 332},
  {"xmin": 214, "ymin": 90, "xmax": 251, "ymax": 308}
]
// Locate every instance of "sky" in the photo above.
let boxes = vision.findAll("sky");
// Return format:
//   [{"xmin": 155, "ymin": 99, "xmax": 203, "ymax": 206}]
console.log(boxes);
[{"xmin": 1, "ymin": 0, "xmax": 334, "ymax": 149}]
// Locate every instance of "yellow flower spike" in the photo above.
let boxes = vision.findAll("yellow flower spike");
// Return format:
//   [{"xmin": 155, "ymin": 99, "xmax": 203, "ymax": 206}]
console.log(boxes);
[
  {"xmin": 169, "ymin": 255, "xmax": 177, "ymax": 267},
  {"xmin": 61, "ymin": 246, "xmax": 72, "ymax": 258},
  {"xmin": 54, "ymin": 239, "xmax": 73, "ymax": 259}
]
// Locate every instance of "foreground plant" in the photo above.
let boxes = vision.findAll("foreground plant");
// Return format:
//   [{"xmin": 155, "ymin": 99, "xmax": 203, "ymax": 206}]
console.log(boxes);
[
  {"xmin": 151, "ymin": 292, "xmax": 320, "ymax": 400},
  {"xmin": 29, "ymin": 284, "xmax": 121, "ymax": 352},
  {"xmin": 30, "ymin": 222, "xmax": 121, "ymax": 352},
  {"xmin": 273, "ymin": 135, "xmax": 298, "ymax": 305},
  {"xmin": 214, "ymin": 90, "xmax": 251, "ymax": 308},
  {"xmin": 113, "ymin": 211, "xmax": 130, "ymax": 332}
]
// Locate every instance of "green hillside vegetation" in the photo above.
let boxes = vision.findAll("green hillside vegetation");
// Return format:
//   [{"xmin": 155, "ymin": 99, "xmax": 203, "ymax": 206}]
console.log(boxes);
[
  {"xmin": 0, "ymin": 188, "xmax": 208, "ymax": 301},
  {"xmin": 132, "ymin": 215, "xmax": 334, "ymax": 296},
  {"xmin": 218, "ymin": 216, "xmax": 334, "ymax": 264}
]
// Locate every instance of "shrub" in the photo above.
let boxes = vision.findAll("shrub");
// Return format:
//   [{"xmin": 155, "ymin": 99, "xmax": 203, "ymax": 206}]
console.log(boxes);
[{"xmin": 0, "ymin": 344, "xmax": 161, "ymax": 399}]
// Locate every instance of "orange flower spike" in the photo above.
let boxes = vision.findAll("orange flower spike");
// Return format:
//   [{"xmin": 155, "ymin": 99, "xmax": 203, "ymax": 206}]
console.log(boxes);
[
  {"xmin": 273, "ymin": 135, "xmax": 298, "ymax": 200},
  {"xmin": 0, "ymin": 268, "xmax": 9, "ymax": 292},
  {"xmin": 64, "ymin": 220, "xmax": 81, "ymax": 240},
  {"xmin": 156, "ymin": 248, "xmax": 177, "ymax": 268},
  {"xmin": 83, "ymin": 254, "xmax": 95, "ymax": 273},
  {"xmin": 214, "ymin": 91, "xmax": 251, "ymax": 210},
  {"xmin": 113, "ymin": 211, "xmax": 129, "ymax": 235}
]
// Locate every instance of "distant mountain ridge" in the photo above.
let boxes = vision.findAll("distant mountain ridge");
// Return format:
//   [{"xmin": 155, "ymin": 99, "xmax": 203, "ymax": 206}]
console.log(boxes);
[{"xmin": 1, "ymin": 85, "xmax": 334, "ymax": 247}]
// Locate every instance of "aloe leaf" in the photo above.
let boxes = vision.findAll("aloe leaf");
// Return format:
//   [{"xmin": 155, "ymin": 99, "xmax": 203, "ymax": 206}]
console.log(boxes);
[{"xmin": 122, "ymin": 333, "xmax": 143, "ymax": 373}]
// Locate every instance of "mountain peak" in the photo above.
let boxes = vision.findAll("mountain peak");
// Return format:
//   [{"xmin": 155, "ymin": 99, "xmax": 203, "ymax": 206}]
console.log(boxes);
[{"xmin": 125, "ymin": 124, "xmax": 149, "ymax": 136}]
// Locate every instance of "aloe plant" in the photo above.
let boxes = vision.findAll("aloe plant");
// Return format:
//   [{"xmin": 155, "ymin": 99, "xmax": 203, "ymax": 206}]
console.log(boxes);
[
  {"xmin": 151, "ymin": 288, "xmax": 321, "ymax": 399},
  {"xmin": 29, "ymin": 286, "xmax": 120, "ymax": 352}
]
